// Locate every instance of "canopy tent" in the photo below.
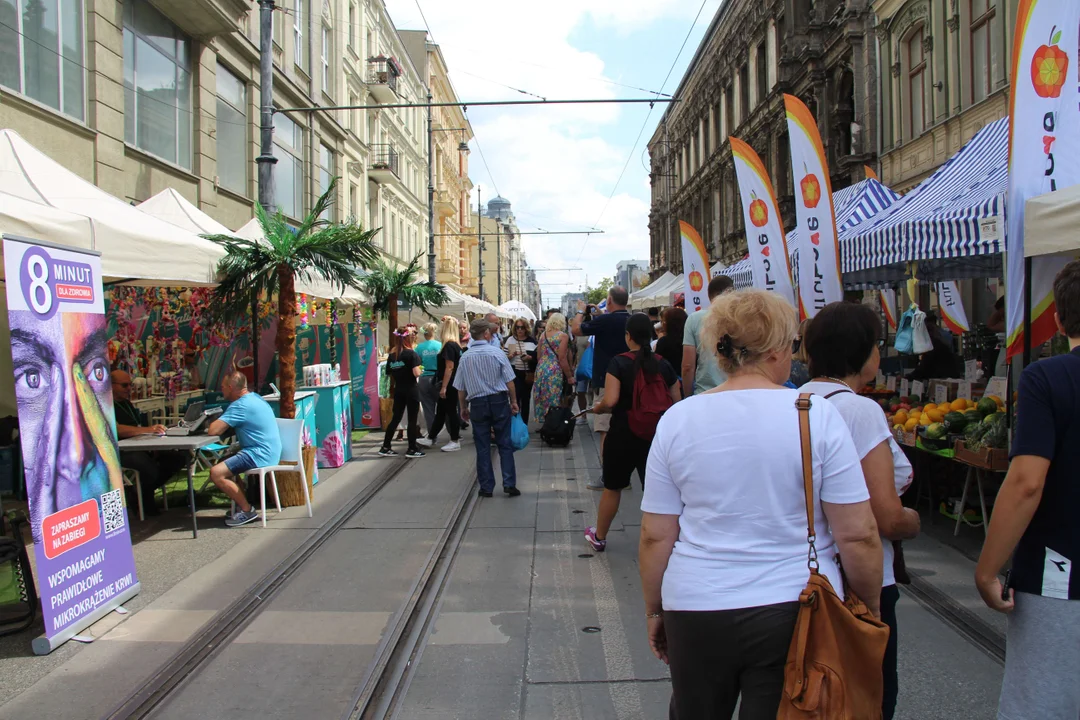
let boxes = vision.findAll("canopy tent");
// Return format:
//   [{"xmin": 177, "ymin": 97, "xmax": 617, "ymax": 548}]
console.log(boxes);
[
  {"xmin": 629, "ymin": 271, "xmax": 675, "ymax": 306},
  {"xmin": 137, "ymin": 188, "xmax": 232, "ymax": 235},
  {"xmin": 1025, "ymin": 185, "xmax": 1080, "ymax": 259},
  {"xmin": 0, "ymin": 129, "xmax": 223, "ymax": 285},
  {"xmin": 498, "ymin": 300, "xmax": 537, "ymax": 321},
  {"xmin": 631, "ymin": 271, "xmax": 684, "ymax": 306},
  {"xmin": 441, "ymin": 286, "xmax": 498, "ymax": 316},
  {"xmin": 842, "ymin": 117, "xmax": 1008, "ymax": 286}
]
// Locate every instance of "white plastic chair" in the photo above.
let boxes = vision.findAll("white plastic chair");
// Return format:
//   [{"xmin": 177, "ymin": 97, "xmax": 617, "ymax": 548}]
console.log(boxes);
[
  {"xmin": 121, "ymin": 468, "xmax": 168, "ymax": 522},
  {"xmin": 235, "ymin": 418, "xmax": 312, "ymax": 527}
]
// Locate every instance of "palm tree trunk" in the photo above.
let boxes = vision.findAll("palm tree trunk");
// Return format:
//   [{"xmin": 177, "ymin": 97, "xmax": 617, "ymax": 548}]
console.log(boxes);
[
  {"xmin": 388, "ymin": 292, "xmax": 399, "ymax": 334},
  {"xmin": 277, "ymin": 265, "xmax": 298, "ymax": 419}
]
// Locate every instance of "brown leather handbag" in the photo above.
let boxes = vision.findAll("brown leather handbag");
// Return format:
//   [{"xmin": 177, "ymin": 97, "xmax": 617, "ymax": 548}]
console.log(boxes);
[{"xmin": 777, "ymin": 394, "xmax": 890, "ymax": 720}]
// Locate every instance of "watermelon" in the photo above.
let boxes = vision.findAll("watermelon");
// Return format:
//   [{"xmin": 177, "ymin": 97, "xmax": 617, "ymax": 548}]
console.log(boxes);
[
  {"xmin": 983, "ymin": 411, "xmax": 1004, "ymax": 425},
  {"xmin": 977, "ymin": 397, "xmax": 999, "ymax": 417},
  {"xmin": 925, "ymin": 423, "xmax": 948, "ymax": 440},
  {"xmin": 943, "ymin": 411, "xmax": 967, "ymax": 433},
  {"xmin": 964, "ymin": 409, "xmax": 983, "ymax": 425}
]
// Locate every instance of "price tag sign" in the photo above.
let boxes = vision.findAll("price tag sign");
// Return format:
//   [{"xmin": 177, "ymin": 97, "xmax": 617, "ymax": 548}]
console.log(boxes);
[
  {"xmin": 875, "ymin": 371, "xmax": 885, "ymax": 387},
  {"xmin": 984, "ymin": 376, "xmax": 1007, "ymax": 402},
  {"xmin": 911, "ymin": 380, "xmax": 925, "ymax": 399},
  {"xmin": 965, "ymin": 360, "xmax": 978, "ymax": 382},
  {"xmin": 958, "ymin": 381, "xmax": 972, "ymax": 401},
  {"xmin": 900, "ymin": 378, "xmax": 910, "ymax": 397},
  {"xmin": 934, "ymin": 384, "xmax": 950, "ymax": 406},
  {"xmin": 886, "ymin": 376, "xmax": 897, "ymax": 392}
]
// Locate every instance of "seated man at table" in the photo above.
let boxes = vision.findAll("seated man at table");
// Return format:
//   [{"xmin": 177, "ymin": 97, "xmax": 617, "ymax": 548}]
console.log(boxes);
[
  {"xmin": 206, "ymin": 371, "xmax": 282, "ymax": 527},
  {"xmin": 111, "ymin": 370, "xmax": 187, "ymax": 516}
]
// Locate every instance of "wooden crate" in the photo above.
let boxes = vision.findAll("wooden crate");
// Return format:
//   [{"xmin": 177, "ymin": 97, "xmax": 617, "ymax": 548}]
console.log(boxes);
[
  {"xmin": 893, "ymin": 427, "xmax": 916, "ymax": 447},
  {"xmin": 275, "ymin": 445, "xmax": 317, "ymax": 507},
  {"xmin": 953, "ymin": 440, "xmax": 1009, "ymax": 472}
]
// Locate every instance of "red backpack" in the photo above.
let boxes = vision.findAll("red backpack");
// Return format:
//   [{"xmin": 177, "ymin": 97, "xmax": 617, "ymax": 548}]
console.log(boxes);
[{"xmin": 620, "ymin": 352, "xmax": 673, "ymax": 440}]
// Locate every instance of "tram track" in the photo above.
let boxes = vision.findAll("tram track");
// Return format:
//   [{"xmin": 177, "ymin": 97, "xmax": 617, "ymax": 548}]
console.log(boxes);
[
  {"xmin": 101, "ymin": 456, "xmax": 478, "ymax": 720},
  {"xmin": 902, "ymin": 573, "xmax": 1006, "ymax": 664}
]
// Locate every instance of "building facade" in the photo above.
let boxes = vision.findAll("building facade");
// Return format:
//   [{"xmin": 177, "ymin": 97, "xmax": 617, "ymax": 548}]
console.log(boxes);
[
  {"xmin": 874, "ymin": 0, "xmax": 1017, "ymax": 192},
  {"xmin": 615, "ymin": 259, "xmax": 650, "ymax": 293},
  {"xmin": 647, "ymin": 0, "xmax": 879, "ymax": 274},
  {"xmin": 0, "ymin": 0, "xmax": 428, "ymax": 266},
  {"xmin": 473, "ymin": 200, "xmax": 530, "ymax": 307}
]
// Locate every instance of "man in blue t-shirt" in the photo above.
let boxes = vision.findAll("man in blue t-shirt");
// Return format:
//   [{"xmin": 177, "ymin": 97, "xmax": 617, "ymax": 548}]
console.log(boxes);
[
  {"xmin": 207, "ymin": 371, "xmax": 282, "ymax": 527},
  {"xmin": 976, "ymin": 259, "xmax": 1080, "ymax": 719}
]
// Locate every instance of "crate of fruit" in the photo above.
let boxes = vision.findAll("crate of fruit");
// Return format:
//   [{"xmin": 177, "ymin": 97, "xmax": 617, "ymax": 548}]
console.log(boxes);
[
  {"xmin": 893, "ymin": 426, "xmax": 916, "ymax": 447},
  {"xmin": 953, "ymin": 440, "xmax": 1009, "ymax": 472}
]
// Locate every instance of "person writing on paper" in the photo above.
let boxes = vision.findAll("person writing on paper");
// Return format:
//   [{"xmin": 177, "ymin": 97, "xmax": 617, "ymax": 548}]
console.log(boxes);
[
  {"xmin": 638, "ymin": 289, "xmax": 882, "ymax": 718},
  {"xmin": 206, "ymin": 371, "xmax": 282, "ymax": 527}
]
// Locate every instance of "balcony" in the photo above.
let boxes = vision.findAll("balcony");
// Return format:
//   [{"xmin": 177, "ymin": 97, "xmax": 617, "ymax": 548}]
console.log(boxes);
[
  {"xmin": 369, "ymin": 145, "xmax": 400, "ymax": 185},
  {"xmin": 149, "ymin": 0, "xmax": 247, "ymax": 38},
  {"xmin": 367, "ymin": 57, "xmax": 401, "ymax": 105},
  {"xmin": 435, "ymin": 188, "xmax": 457, "ymax": 218}
]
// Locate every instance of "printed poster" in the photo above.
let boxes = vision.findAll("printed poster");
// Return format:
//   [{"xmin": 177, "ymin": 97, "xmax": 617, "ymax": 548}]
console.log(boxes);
[
  {"xmin": 348, "ymin": 320, "xmax": 381, "ymax": 428},
  {"xmin": 2, "ymin": 235, "xmax": 140, "ymax": 654},
  {"xmin": 679, "ymin": 222, "xmax": 712, "ymax": 314}
]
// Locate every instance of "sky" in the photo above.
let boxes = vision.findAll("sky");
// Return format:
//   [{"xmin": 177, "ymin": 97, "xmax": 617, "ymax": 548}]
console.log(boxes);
[{"xmin": 382, "ymin": 0, "xmax": 725, "ymax": 309}]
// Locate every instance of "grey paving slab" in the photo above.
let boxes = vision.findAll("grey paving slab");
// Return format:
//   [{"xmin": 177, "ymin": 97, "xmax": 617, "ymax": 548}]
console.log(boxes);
[
  {"xmin": 470, "ymin": 443, "xmax": 542, "ymax": 529},
  {"xmin": 437, "ymin": 527, "xmax": 535, "ymax": 612},
  {"xmin": 344, "ymin": 450, "xmax": 474, "ymax": 529},
  {"xmin": 536, "ymin": 445, "xmax": 625, "ymax": 535},
  {"xmin": 523, "ymin": 679, "xmax": 673, "ymax": 720}
]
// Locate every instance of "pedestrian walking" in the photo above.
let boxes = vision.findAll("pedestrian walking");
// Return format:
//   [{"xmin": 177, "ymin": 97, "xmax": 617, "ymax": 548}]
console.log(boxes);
[
  {"xmin": 573, "ymin": 333, "xmax": 593, "ymax": 425},
  {"xmin": 504, "ymin": 318, "xmax": 538, "ymax": 424},
  {"xmin": 379, "ymin": 328, "xmax": 424, "ymax": 458},
  {"xmin": 416, "ymin": 323, "xmax": 442, "ymax": 436},
  {"xmin": 532, "ymin": 313, "xmax": 575, "ymax": 424},
  {"xmin": 789, "ymin": 318, "xmax": 812, "ymax": 387},
  {"xmin": 976, "ymin": 259, "xmax": 1080, "ymax": 720},
  {"xmin": 681, "ymin": 274, "xmax": 733, "ymax": 396},
  {"xmin": 455, "ymin": 318, "xmax": 521, "ymax": 498},
  {"xmin": 801, "ymin": 302, "xmax": 921, "ymax": 720},
  {"xmin": 418, "ymin": 316, "xmax": 463, "ymax": 452},
  {"xmin": 653, "ymin": 307, "xmax": 687, "ymax": 391},
  {"xmin": 639, "ymin": 289, "xmax": 883, "ymax": 719},
  {"xmin": 585, "ymin": 313, "xmax": 679, "ymax": 552}
]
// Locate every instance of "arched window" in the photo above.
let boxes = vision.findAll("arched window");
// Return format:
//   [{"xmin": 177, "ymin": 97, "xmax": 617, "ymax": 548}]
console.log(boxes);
[{"xmin": 907, "ymin": 28, "xmax": 927, "ymax": 137}]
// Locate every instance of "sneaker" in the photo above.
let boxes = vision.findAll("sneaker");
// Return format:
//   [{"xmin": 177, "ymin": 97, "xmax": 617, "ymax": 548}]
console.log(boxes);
[
  {"xmin": 404, "ymin": 449, "xmax": 426, "ymax": 459},
  {"xmin": 586, "ymin": 476, "xmax": 605, "ymax": 491},
  {"xmin": 417, "ymin": 437, "xmax": 434, "ymax": 448},
  {"xmin": 478, "ymin": 489, "xmax": 493, "ymax": 498},
  {"xmin": 378, "ymin": 448, "xmax": 398, "ymax": 457},
  {"xmin": 584, "ymin": 527, "xmax": 606, "ymax": 552},
  {"xmin": 504, "ymin": 486, "xmax": 521, "ymax": 497},
  {"xmin": 441, "ymin": 441, "xmax": 461, "ymax": 452},
  {"xmin": 225, "ymin": 509, "xmax": 260, "ymax": 527},
  {"xmin": 576, "ymin": 417, "xmax": 588, "ymax": 426}
]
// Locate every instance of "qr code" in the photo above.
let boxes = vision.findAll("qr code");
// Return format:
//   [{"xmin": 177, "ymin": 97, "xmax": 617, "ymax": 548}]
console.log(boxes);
[{"xmin": 102, "ymin": 488, "xmax": 125, "ymax": 534}]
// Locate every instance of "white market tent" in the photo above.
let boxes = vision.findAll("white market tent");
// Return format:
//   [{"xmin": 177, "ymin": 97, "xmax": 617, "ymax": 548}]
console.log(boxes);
[
  {"xmin": 0, "ymin": 129, "xmax": 222, "ymax": 285},
  {"xmin": 498, "ymin": 300, "xmax": 537, "ymax": 321},
  {"xmin": 630, "ymin": 271, "xmax": 680, "ymax": 306},
  {"xmin": 1025, "ymin": 184, "xmax": 1080, "ymax": 259},
  {"xmin": 138, "ymin": 188, "xmax": 232, "ymax": 235}
]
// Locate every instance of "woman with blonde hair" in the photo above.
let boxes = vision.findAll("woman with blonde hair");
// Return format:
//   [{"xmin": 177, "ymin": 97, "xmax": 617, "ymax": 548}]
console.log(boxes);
[
  {"xmin": 639, "ymin": 289, "xmax": 883, "ymax": 719},
  {"xmin": 533, "ymin": 312, "xmax": 575, "ymax": 423},
  {"xmin": 416, "ymin": 322, "xmax": 443, "ymax": 437},
  {"xmin": 418, "ymin": 316, "xmax": 464, "ymax": 452}
]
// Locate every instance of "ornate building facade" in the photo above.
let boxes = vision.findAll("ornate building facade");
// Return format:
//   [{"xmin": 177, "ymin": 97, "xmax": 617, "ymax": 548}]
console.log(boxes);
[{"xmin": 648, "ymin": 0, "xmax": 879, "ymax": 274}]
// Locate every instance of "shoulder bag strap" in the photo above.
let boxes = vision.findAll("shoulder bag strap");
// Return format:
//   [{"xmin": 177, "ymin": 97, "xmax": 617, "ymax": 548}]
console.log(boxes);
[
  {"xmin": 823, "ymin": 388, "xmax": 853, "ymax": 399},
  {"xmin": 795, "ymin": 393, "xmax": 819, "ymax": 572}
]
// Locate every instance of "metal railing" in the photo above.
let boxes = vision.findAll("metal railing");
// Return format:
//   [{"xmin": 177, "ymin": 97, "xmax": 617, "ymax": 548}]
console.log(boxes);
[{"xmin": 370, "ymin": 144, "xmax": 399, "ymax": 178}]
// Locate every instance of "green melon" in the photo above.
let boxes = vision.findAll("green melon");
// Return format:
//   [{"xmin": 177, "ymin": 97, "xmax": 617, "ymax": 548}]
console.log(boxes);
[
  {"xmin": 943, "ymin": 411, "xmax": 967, "ymax": 433},
  {"xmin": 977, "ymin": 396, "xmax": 999, "ymax": 417}
]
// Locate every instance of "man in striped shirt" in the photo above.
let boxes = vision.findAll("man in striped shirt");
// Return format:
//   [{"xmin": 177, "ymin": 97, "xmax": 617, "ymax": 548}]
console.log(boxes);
[{"xmin": 455, "ymin": 318, "xmax": 520, "ymax": 498}]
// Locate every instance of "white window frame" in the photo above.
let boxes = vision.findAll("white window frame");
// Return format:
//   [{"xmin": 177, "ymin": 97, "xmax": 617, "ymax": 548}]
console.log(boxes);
[
  {"xmin": 321, "ymin": 24, "xmax": 330, "ymax": 95},
  {"xmin": 273, "ymin": 110, "xmax": 305, "ymax": 219},
  {"xmin": 293, "ymin": 0, "xmax": 304, "ymax": 69},
  {"xmin": 1, "ymin": 0, "xmax": 87, "ymax": 122},
  {"xmin": 215, "ymin": 65, "xmax": 248, "ymax": 194}
]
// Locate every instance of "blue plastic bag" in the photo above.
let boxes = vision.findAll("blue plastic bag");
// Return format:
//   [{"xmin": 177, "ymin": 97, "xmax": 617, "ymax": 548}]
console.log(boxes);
[
  {"xmin": 894, "ymin": 306, "xmax": 915, "ymax": 355},
  {"xmin": 510, "ymin": 413, "xmax": 530, "ymax": 451},
  {"xmin": 576, "ymin": 343, "xmax": 594, "ymax": 381}
]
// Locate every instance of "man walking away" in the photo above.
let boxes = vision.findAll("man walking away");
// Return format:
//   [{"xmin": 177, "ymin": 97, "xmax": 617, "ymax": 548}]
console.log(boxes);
[
  {"xmin": 682, "ymin": 275, "xmax": 734, "ymax": 396},
  {"xmin": 455, "ymin": 318, "xmax": 521, "ymax": 498},
  {"xmin": 976, "ymin": 258, "xmax": 1080, "ymax": 720},
  {"xmin": 572, "ymin": 287, "xmax": 631, "ymax": 489},
  {"xmin": 416, "ymin": 323, "xmax": 442, "ymax": 436}
]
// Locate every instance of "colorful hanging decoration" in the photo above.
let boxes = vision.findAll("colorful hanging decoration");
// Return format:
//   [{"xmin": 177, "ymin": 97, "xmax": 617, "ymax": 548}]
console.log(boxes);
[{"xmin": 297, "ymin": 293, "xmax": 310, "ymax": 328}]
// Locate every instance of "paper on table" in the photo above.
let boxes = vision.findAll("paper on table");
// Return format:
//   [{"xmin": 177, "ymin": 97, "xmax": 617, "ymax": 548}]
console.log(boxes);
[
  {"xmin": 964, "ymin": 360, "xmax": 978, "ymax": 382},
  {"xmin": 934, "ymin": 384, "xmax": 949, "ymax": 406},
  {"xmin": 958, "ymin": 381, "xmax": 972, "ymax": 401},
  {"xmin": 886, "ymin": 376, "xmax": 897, "ymax": 392},
  {"xmin": 984, "ymin": 376, "xmax": 1007, "ymax": 401},
  {"xmin": 901, "ymin": 378, "xmax": 910, "ymax": 398},
  {"xmin": 912, "ymin": 380, "xmax": 925, "ymax": 399}
]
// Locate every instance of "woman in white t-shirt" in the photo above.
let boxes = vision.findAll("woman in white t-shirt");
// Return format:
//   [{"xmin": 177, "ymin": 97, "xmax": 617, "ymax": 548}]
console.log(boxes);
[
  {"xmin": 800, "ymin": 301, "xmax": 921, "ymax": 720},
  {"xmin": 640, "ymin": 289, "xmax": 883, "ymax": 720}
]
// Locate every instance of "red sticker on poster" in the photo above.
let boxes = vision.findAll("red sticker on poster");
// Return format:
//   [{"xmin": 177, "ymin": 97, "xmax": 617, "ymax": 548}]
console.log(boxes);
[{"xmin": 41, "ymin": 499, "xmax": 101, "ymax": 560}]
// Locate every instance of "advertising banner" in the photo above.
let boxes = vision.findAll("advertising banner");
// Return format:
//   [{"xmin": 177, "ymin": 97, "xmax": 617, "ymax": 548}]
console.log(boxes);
[
  {"xmin": 679, "ymin": 221, "xmax": 712, "ymax": 314},
  {"xmin": 784, "ymin": 94, "xmax": 843, "ymax": 319},
  {"xmin": 880, "ymin": 289, "xmax": 899, "ymax": 331},
  {"xmin": 2, "ymin": 235, "xmax": 140, "ymax": 654},
  {"xmin": 729, "ymin": 137, "xmax": 797, "ymax": 307},
  {"xmin": 937, "ymin": 281, "xmax": 971, "ymax": 334},
  {"xmin": 1005, "ymin": 0, "xmax": 1080, "ymax": 358},
  {"xmin": 348, "ymin": 320, "xmax": 381, "ymax": 429}
]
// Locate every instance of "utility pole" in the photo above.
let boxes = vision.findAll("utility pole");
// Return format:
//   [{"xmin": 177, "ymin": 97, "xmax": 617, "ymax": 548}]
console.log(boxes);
[
  {"xmin": 254, "ymin": 0, "xmax": 277, "ymax": 394},
  {"xmin": 426, "ymin": 86, "xmax": 436, "ymax": 282},
  {"xmin": 495, "ymin": 221, "xmax": 502, "ymax": 305},
  {"xmin": 477, "ymin": 186, "xmax": 484, "ymax": 301}
]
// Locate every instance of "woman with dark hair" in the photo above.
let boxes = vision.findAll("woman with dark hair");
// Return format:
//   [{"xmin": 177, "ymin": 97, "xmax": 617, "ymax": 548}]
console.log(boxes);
[
  {"xmin": 504, "ymin": 318, "xmax": 538, "ymax": 423},
  {"xmin": 800, "ymin": 301, "xmax": 921, "ymax": 720},
  {"xmin": 379, "ymin": 328, "xmax": 425, "ymax": 459},
  {"xmin": 654, "ymin": 307, "xmax": 688, "ymax": 394},
  {"xmin": 585, "ymin": 312, "xmax": 680, "ymax": 551}
]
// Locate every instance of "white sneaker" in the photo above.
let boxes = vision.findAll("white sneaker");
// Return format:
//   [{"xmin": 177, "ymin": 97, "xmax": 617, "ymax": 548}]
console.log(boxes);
[
  {"xmin": 417, "ymin": 437, "xmax": 434, "ymax": 448},
  {"xmin": 576, "ymin": 417, "xmax": 588, "ymax": 426},
  {"xmin": 441, "ymin": 441, "xmax": 461, "ymax": 452}
]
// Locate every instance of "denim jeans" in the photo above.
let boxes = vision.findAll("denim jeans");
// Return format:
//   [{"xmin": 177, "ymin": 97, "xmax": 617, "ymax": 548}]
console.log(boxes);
[{"xmin": 469, "ymin": 393, "xmax": 516, "ymax": 492}]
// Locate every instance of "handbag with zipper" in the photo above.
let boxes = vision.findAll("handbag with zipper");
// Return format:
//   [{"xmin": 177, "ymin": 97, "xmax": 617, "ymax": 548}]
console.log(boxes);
[{"xmin": 777, "ymin": 393, "xmax": 891, "ymax": 720}]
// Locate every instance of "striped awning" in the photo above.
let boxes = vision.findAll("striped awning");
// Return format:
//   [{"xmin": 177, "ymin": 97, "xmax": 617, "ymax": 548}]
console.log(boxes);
[{"xmin": 841, "ymin": 117, "xmax": 1008, "ymax": 272}]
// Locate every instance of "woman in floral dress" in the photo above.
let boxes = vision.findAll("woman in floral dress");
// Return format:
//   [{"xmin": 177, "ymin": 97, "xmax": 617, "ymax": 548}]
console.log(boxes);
[{"xmin": 533, "ymin": 313, "xmax": 575, "ymax": 424}]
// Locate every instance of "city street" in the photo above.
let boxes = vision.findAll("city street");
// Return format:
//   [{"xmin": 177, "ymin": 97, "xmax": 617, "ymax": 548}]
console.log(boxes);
[{"xmin": 0, "ymin": 428, "xmax": 1005, "ymax": 720}]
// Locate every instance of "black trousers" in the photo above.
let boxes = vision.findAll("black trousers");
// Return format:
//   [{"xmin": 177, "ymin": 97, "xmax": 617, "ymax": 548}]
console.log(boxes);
[
  {"xmin": 382, "ymin": 392, "xmax": 419, "ymax": 452},
  {"xmin": 428, "ymin": 386, "xmax": 460, "ymax": 442},
  {"xmin": 120, "ymin": 450, "xmax": 187, "ymax": 505},
  {"xmin": 665, "ymin": 602, "xmax": 799, "ymax": 720},
  {"xmin": 513, "ymin": 369, "xmax": 533, "ymax": 423},
  {"xmin": 881, "ymin": 584, "xmax": 900, "ymax": 720}
]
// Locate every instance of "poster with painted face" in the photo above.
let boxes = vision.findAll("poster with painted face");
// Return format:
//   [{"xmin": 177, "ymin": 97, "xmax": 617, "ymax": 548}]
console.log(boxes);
[{"xmin": 3, "ymin": 235, "xmax": 139, "ymax": 652}]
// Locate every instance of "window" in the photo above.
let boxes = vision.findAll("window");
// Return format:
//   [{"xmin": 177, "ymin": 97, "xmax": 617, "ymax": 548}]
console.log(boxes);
[
  {"xmin": 348, "ymin": 3, "xmax": 356, "ymax": 52},
  {"xmin": 970, "ymin": 0, "xmax": 995, "ymax": 103},
  {"xmin": 321, "ymin": 24, "xmax": 330, "ymax": 95},
  {"xmin": 1, "ymin": 0, "xmax": 85, "ymax": 121},
  {"xmin": 273, "ymin": 111, "xmax": 304, "ymax": 218},
  {"xmin": 319, "ymin": 144, "xmax": 334, "ymax": 220},
  {"xmin": 725, "ymin": 86, "xmax": 734, "ymax": 135},
  {"xmin": 216, "ymin": 66, "xmax": 247, "ymax": 194},
  {"xmin": 757, "ymin": 44, "xmax": 768, "ymax": 103},
  {"xmin": 349, "ymin": 184, "xmax": 357, "ymax": 221},
  {"xmin": 908, "ymin": 30, "xmax": 926, "ymax": 137},
  {"xmin": 738, "ymin": 65, "xmax": 749, "ymax": 123},
  {"xmin": 293, "ymin": 0, "xmax": 305, "ymax": 69},
  {"xmin": 123, "ymin": 0, "xmax": 192, "ymax": 168}
]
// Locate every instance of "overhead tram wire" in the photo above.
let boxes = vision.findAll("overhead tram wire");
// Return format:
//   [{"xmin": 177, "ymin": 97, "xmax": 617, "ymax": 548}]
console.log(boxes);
[
  {"xmin": 575, "ymin": 0, "xmax": 712, "ymax": 262},
  {"xmin": 275, "ymin": 98, "xmax": 677, "ymax": 113},
  {"xmin": 456, "ymin": 70, "xmax": 547, "ymax": 101}
]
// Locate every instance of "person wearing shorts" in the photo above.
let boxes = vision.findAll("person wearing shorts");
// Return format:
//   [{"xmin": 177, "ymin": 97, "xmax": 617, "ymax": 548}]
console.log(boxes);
[{"xmin": 207, "ymin": 371, "xmax": 282, "ymax": 527}]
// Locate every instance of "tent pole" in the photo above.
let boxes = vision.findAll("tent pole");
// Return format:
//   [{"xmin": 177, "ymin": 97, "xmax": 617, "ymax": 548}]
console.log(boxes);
[
  {"xmin": 1023, "ymin": 257, "xmax": 1033, "ymax": 368},
  {"xmin": 252, "ymin": 290, "xmax": 260, "ymax": 392}
]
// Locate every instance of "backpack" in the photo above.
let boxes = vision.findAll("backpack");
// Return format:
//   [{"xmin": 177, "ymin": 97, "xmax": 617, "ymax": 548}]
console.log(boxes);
[
  {"xmin": 539, "ymin": 407, "xmax": 575, "ymax": 447},
  {"xmin": 620, "ymin": 352, "xmax": 673, "ymax": 440}
]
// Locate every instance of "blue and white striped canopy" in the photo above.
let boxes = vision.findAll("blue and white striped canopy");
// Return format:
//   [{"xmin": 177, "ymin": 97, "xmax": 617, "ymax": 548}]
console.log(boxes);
[{"xmin": 841, "ymin": 117, "xmax": 1008, "ymax": 272}]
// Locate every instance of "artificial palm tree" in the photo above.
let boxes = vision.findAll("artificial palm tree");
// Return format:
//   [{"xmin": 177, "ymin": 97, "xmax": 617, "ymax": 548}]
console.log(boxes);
[
  {"xmin": 205, "ymin": 178, "xmax": 379, "ymax": 418},
  {"xmin": 360, "ymin": 253, "xmax": 448, "ymax": 332}
]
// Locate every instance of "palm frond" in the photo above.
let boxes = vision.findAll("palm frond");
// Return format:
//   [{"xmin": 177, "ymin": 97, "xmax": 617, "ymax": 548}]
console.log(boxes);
[{"xmin": 358, "ymin": 254, "xmax": 447, "ymax": 319}]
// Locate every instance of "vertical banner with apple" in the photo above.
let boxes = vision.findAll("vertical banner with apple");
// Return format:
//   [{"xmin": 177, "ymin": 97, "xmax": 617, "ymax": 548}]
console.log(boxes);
[
  {"xmin": 880, "ymin": 289, "xmax": 899, "ymax": 331},
  {"xmin": 1005, "ymin": 0, "xmax": 1080, "ymax": 358},
  {"xmin": 679, "ymin": 221, "xmax": 711, "ymax": 314},
  {"xmin": 937, "ymin": 281, "xmax": 971, "ymax": 335},
  {"xmin": 784, "ymin": 94, "xmax": 843, "ymax": 320},
  {"xmin": 729, "ymin": 137, "xmax": 797, "ymax": 308}
]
